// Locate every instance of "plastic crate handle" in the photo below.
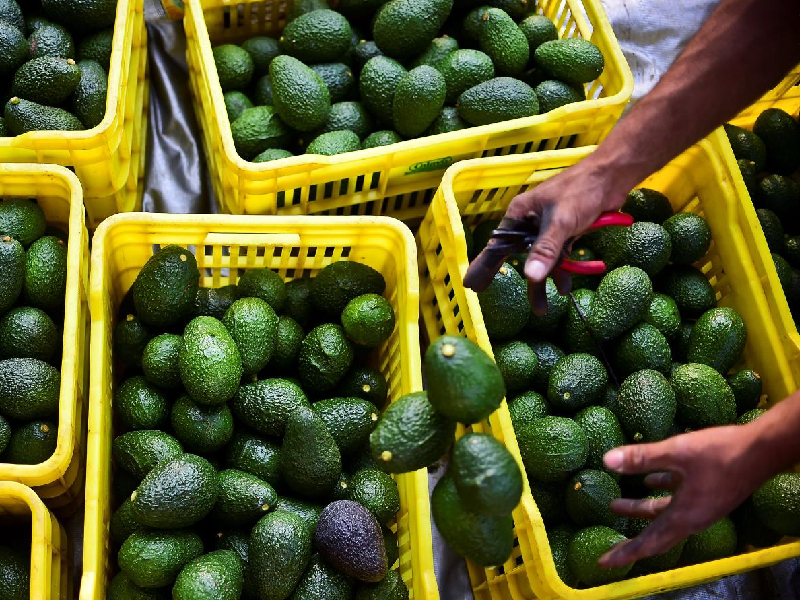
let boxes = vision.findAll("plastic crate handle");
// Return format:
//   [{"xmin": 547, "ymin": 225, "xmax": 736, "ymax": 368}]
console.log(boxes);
[{"xmin": 204, "ymin": 232, "xmax": 302, "ymax": 246}]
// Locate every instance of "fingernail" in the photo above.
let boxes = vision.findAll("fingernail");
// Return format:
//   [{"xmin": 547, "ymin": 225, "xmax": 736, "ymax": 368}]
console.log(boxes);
[
  {"xmin": 604, "ymin": 449, "xmax": 624, "ymax": 471},
  {"xmin": 525, "ymin": 260, "xmax": 547, "ymax": 281}
]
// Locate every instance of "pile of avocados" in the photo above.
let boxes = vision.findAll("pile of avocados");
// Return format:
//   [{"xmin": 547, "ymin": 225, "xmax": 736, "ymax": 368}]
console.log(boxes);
[
  {"xmin": 0, "ymin": 0, "xmax": 116, "ymax": 135},
  {"xmin": 726, "ymin": 107, "xmax": 800, "ymax": 321},
  {"xmin": 466, "ymin": 188, "xmax": 800, "ymax": 588},
  {"xmin": 0, "ymin": 197, "xmax": 67, "ymax": 468},
  {"xmin": 213, "ymin": 0, "xmax": 605, "ymax": 163}
]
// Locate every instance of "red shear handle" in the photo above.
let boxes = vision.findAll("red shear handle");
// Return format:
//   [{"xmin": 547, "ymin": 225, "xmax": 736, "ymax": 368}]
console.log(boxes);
[
  {"xmin": 559, "ymin": 259, "xmax": 607, "ymax": 275},
  {"xmin": 586, "ymin": 211, "xmax": 634, "ymax": 230}
]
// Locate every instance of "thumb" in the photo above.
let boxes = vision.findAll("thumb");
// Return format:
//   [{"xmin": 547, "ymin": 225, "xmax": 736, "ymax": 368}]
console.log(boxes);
[
  {"xmin": 524, "ymin": 209, "xmax": 571, "ymax": 283},
  {"xmin": 603, "ymin": 440, "xmax": 677, "ymax": 475}
]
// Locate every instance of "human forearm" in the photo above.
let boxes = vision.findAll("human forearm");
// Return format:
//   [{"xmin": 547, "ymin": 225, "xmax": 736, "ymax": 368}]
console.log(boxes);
[
  {"xmin": 743, "ymin": 390, "xmax": 800, "ymax": 477},
  {"xmin": 586, "ymin": 0, "xmax": 800, "ymax": 202}
]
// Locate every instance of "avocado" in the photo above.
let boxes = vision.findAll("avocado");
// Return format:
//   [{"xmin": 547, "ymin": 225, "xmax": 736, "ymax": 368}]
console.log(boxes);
[
  {"xmin": 313, "ymin": 396, "xmax": 379, "ymax": 456},
  {"xmin": 565, "ymin": 469, "xmax": 622, "ymax": 528},
  {"xmin": 622, "ymin": 221, "xmax": 672, "ymax": 276},
  {"xmin": 508, "ymin": 390, "xmax": 549, "ymax": 432},
  {"xmin": 734, "ymin": 497, "xmax": 782, "ymax": 549},
  {"xmin": 339, "ymin": 366, "xmax": 389, "ymax": 408},
  {"xmin": 612, "ymin": 322, "xmax": 672, "ymax": 377},
  {"xmin": 518, "ymin": 14, "xmax": 558, "ymax": 51},
  {"xmin": 526, "ymin": 340, "xmax": 565, "ymax": 392},
  {"xmin": 548, "ymin": 353, "xmax": 608, "ymax": 412},
  {"xmin": 574, "ymin": 406, "xmax": 625, "ymax": 474},
  {"xmin": 644, "ymin": 293, "xmax": 681, "ymax": 340},
  {"xmin": 0, "ymin": 357, "xmax": 59, "ymax": 419},
  {"xmin": 355, "ymin": 570, "xmax": 409, "ymax": 600},
  {"xmin": 0, "ymin": 306, "xmax": 57, "ymax": 363},
  {"xmin": 727, "ymin": 369, "xmax": 762, "ymax": 415},
  {"xmin": 616, "ymin": 369, "xmax": 676, "ymax": 442},
  {"xmin": 435, "ymin": 49, "xmax": 494, "ymax": 104},
  {"xmin": 274, "ymin": 497, "xmax": 324, "ymax": 538},
  {"xmin": 140, "ymin": 333, "xmax": 182, "ymax": 390},
  {"xmin": 252, "ymin": 511, "xmax": 312, "ymax": 600},
  {"xmin": 280, "ymin": 405, "xmax": 342, "ymax": 498},
  {"xmin": 724, "ymin": 123, "xmax": 767, "ymax": 172},
  {"xmin": 211, "ymin": 469, "xmax": 277, "ymax": 527},
  {"xmin": 173, "ymin": 550, "xmax": 243, "ymax": 600},
  {"xmin": 270, "ymin": 54, "xmax": 331, "ymax": 132},
  {"xmin": 41, "ymin": 0, "xmax": 117, "ymax": 30},
  {"xmin": 292, "ymin": 553, "xmax": 355, "ymax": 600},
  {"xmin": 112, "ymin": 429, "xmax": 183, "ymax": 480},
  {"xmin": 242, "ymin": 36, "xmax": 280, "ymax": 76},
  {"xmin": 373, "ymin": 0, "xmax": 453, "ymax": 59},
  {"xmin": 411, "ymin": 35, "xmax": 458, "ymax": 68},
  {"xmin": 785, "ymin": 236, "xmax": 800, "ymax": 268},
  {"xmin": 452, "ymin": 432, "xmax": 523, "ymax": 516},
  {"xmin": 458, "ymin": 77, "xmax": 538, "ymax": 126},
  {"xmin": 131, "ymin": 454, "xmax": 219, "ymax": 529},
  {"xmin": 11, "ymin": 56, "xmax": 81, "ymax": 106},
  {"xmin": 341, "ymin": 293, "xmax": 395, "ymax": 347},
  {"xmin": 534, "ymin": 38, "xmax": 604, "ymax": 84},
  {"xmin": 71, "ymin": 59, "xmax": 108, "ymax": 128},
  {"xmin": 547, "ymin": 524, "xmax": 578, "ymax": 587},
  {"xmin": 525, "ymin": 277, "xmax": 568, "ymax": 337},
  {"xmin": 310, "ymin": 62, "xmax": 356, "ymax": 104},
  {"xmin": 311, "ymin": 261, "xmax": 386, "ymax": 318},
  {"xmin": 281, "ymin": 9, "xmax": 352, "ymax": 63},
  {"xmin": 22, "ymin": 235, "xmax": 66, "ymax": 315},
  {"xmin": 213, "ymin": 44, "xmax": 254, "ymax": 92},
  {"xmin": 314, "ymin": 100, "xmax": 373, "ymax": 139},
  {"xmin": 232, "ymin": 378, "xmax": 310, "ymax": 437},
  {"xmin": 118, "ymin": 530, "xmax": 204, "ymax": 589},
  {"xmin": 671, "ymin": 363, "xmax": 736, "ymax": 428},
  {"xmin": 370, "ymin": 391, "xmax": 454, "ymax": 473},
  {"xmin": 737, "ymin": 158, "xmax": 759, "ymax": 197},
  {"xmin": 0, "ymin": 236, "xmax": 24, "ymax": 315},
  {"xmin": 225, "ymin": 432, "xmax": 282, "ymax": 489},
  {"xmin": 661, "ymin": 212, "xmax": 712, "ymax": 265},
  {"xmin": 0, "ymin": 415, "xmax": 9, "ymax": 455},
  {"xmin": 29, "ymin": 22, "xmax": 74, "ymax": 59},
  {"xmin": 474, "ymin": 8, "xmax": 529, "ymax": 76},
  {"xmin": 0, "ymin": 21, "xmax": 27, "ymax": 76},
  {"xmin": 0, "ymin": 0, "xmax": 23, "ymax": 31},
  {"xmin": 287, "ymin": 0, "xmax": 328, "ymax": 21},
  {"xmin": 476, "ymin": 262, "xmax": 530, "ymax": 340},
  {"xmin": 364, "ymin": 129, "xmax": 403, "ymax": 147},
  {"xmin": 107, "ymin": 572, "xmax": 162, "ymax": 600},
  {"xmin": 753, "ymin": 108, "xmax": 800, "ymax": 175},
  {"xmin": 306, "ymin": 129, "xmax": 362, "ymax": 155},
  {"xmin": 114, "ymin": 375, "xmax": 170, "ymax": 430},
  {"xmin": 251, "ymin": 73, "xmax": 274, "ymax": 106},
  {"xmin": 195, "ymin": 285, "xmax": 238, "ymax": 320},
  {"xmin": 656, "ymin": 265, "xmax": 716, "ymax": 319},
  {"xmin": 253, "ymin": 148, "xmax": 294, "ymax": 163},
  {"xmin": 424, "ymin": 335, "xmax": 505, "ymax": 424},
  {"xmin": 179, "ymin": 316, "xmax": 242, "ymax": 405},
  {"xmin": 382, "ymin": 525, "xmax": 400, "ymax": 568},
  {"xmin": 752, "ymin": 472, "xmax": 800, "ymax": 536},
  {"xmin": 237, "ymin": 267, "xmax": 286, "ymax": 310},
  {"xmin": 352, "ymin": 40, "xmax": 384, "ymax": 72},
  {"xmin": 759, "ymin": 174, "xmax": 800, "ymax": 216},
  {"xmin": 687, "ymin": 306, "xmax": 746, "ymax": 374},
  {"xmin": 738, "ymin": 407, "xmax": 765, "ymax": 425},
  {"xmin": 426, "ymin": 106, "xmax": 467, "ymax": 135},
  {"xmin": 626, "ymin": 491, "xmax": 686, "ymax": 575},
  {"xmin": 231, "ymin": 106, "xmax": 290, "ymax": 160},
  {"xmin": 222, "ymin": 297, "xmax": 278, "ymax": 376},
  {"xmin": 588, "ymin": 266, "xmax": 652, "ymax": 341},
  {"xmin": 77, "ymin": 28, "xmax": 113, "ymax": 68},
  {"xmin": 530, "ymin": 479, "xmax": 567, "ymax": 525},
  {"xmin": 391, "ymin": 65, "xmax": 446, "ymax": 137},
  {"xmin": 2, "ymin": 420, "xmax": 56, "ymax": 464},
  {"xmin": 132, "ymin": 245, "xmax": 200, "ymax": 329},
  {"xmin": 297, "ymin": 323, "xmax": 354, "ymax": 395},
  {"xmin": 347, "ymin": 468, "xmax": 401, "ymax": 524},
  {"xmin": 681, "ymin": 517, "xmax": 737, "ymax": 565},
  {"xmin": 582, "ymin": 225, "xmax": 627, "ymax": 270},
  {"xmin": 110, "ymin": 503, "xmax": 144, "ymax": 550},
  {"xmin": 534, "ymin": 79, "xmax": 585, "ymax": 113},
  {"xmin": 492, "ymin": 341, "xmax": 536, "ymax": 394},
  {"xmin": 431, "ymin": 472, "xmax": 513, "ymax": 566},
  {"xmin": 567, "ymin": 526, "xmax": 631, "ymax": 586},
  {"xmin": 171, "ymin": 394, "xmax": 234, "ymax": 455},
  {"xmin": 620, "ymin": 188, "xmax": 672, "ymax": 223},
  {"xmin": 756, "ymin": 208, "xmax": 785, "ymax": 254},
  {"xmin": 223, "ymin": 91, "xmax": 253, "ymax": 123},
  {"xmin": 517, "ymin": 416, "xmax": 587, "ymax": 482}
]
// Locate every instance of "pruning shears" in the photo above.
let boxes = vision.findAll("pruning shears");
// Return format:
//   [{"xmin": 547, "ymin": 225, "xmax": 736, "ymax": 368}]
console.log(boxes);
[{"xmin": 463, "ymin": 211, "xmax": 634, "ymax": 292}]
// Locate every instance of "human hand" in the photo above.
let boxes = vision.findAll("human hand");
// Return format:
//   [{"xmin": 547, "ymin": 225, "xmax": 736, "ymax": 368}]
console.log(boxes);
[{"xmin": 597, "ymin": 424, "xmax": 771, "ymax": 569}]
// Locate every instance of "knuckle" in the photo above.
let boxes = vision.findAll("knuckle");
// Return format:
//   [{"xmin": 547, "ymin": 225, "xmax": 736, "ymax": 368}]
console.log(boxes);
[{"xmin": 533, "ymin": 238, "xmax": 561, "ymax": 260}]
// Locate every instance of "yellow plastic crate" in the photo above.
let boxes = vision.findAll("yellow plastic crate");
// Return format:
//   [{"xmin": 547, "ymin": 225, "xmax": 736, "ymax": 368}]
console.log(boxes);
[
  {"xmin": 0, "ymin": 164, "xmax": 90, "ymax": 514},
  {"xmin": 184, "ymin": 0, "xmax": 633, "ymax": 221},
  {"xmin": 79, "ymin": 213, "xmax": 439, "ymax": 600},
  {"xmin": 726, "ymin": 94, "xmax": 800, "ymax": 392},
  {"xmin": 0, "ymin": 0, "xmax": 149, "ymax": 227},
  {"xmin": 416, "ymin": 134, "xmax": 800, "ymax": 599},
  {"xmin": 0, "ymin": 481, "xmax": 71, "ymax": 600}
]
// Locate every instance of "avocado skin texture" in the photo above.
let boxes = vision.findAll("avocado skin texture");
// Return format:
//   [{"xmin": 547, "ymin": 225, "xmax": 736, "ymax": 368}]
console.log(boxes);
[
  {"xmin": 611, "ymin": 322, "xmax": 672, "ymax": 378},
  {"xmin": 114, "ymin": 375, "xmax": 170, "ymax": 431},
  {"xmin": 534, "ymin": 38, "xmax": 604, "ymax": 84},
  {"xmin": 756, "ymin": 208, "xmax": 785, "ymax": 254},
  {"xmin": 306, "ymin": 129, "xmax": 361, "ymax": 155},
  {"xmin": 588, "ymin": 266, "xmax": 653, "ymax": 341},
  {"xmin": 231, "ymin": 378, "xmax": 310, "ymax": 437},
  {"xmin": 77, "ymin": 28, "xmax": 114, "ymax": 68},
  {"xmin": 727, "ymin": 369, "xmax": 762, "ymax": 415},
  {"xmin": 547, "ymin": 524, "xmax": 579, "ymax": 587},
  {"xmin": 458, "ymin": 77, "xmax": 538, "ymax": 126},
  {"xmin": 370, "ymin": 391, "xmax": 455, "ymax": 473},
  {"xmin": 432, "ymin": 472, "xmax": 513, "ymax": 567},
  {"xmin": 426, "ymin": 107, "xmax": 467, "ymax": 135},
  {"xmin": 279, "ymin": 405, "xmax": 342, "ymax": 498},
  {"xmin": 339, "ymin": 366, "xmax": 389, "ymax": 409},
  {"xmin": 194, "ymin": 285, "xmax": 238, "ymax": 320},
  {"xmin": 313, "ymin": 396, "xmax": 379, "ymax": 456},
  {"xmin": 493, "ymin": 340, "xmax": 537, "ymax": 394},
  {"xmin": 662, "ymin": 212, "xmax": 712, "ymax": 265},
  {"xmin": 298, "ymin": 323, "xmax": 354, "ymax": 395},
  {"xmin": 213, "ymin": 44, "xmax": 254, "ymax": 92},
  {"xmin": 475, "ymin": 8, "xmax": 529, "ymax": 76},
  {"xmin": 0, "ymin": 415, "xmax": 9, "ymax": 455},
  {"xmin": 225, "ymin": 432, "xmax": 282, "ymax": 490},
  {"xmin": 170, "ymin": 394, "xmax": 234, "ymax": 454},
  {"xmin": 141, "ymin": 333, "xmax": 182, "ymax": 389},
  {"xmin": 314, "ymin": 101, "xmax": 374, "ymax": 140},
  {"xmin": 680, "ymin": 517, "xmax": 737, "ymax": 565},
  {"xmin": 753, "ymin": 108, "xmax": 800, "ymax": 175},
  {"xmin": 392, "ymin": 65, "xmax": 446, "ymax": 137},
  {"xmin": 132, "ymin": 245, "xmax": 199, "ymax": 329},
  {"xmin": 42, "ymin": 0, "xmax": 117, "ymax": 30},
  {"xmin": 280, "ymin": 9, "xmax": 352, "ymax": 63},
  {"xmin": 687, "ymin": 307, "xmax": 747, "ymax": 375},
  {"xmin": 724, "ymin": 123, "xmax": 767, "ymax": 172},
  {"xmin": 565, "ymin": 469, "xmax": 622, "ymax": 528},
  {"xmin": 373, "ymin": 0, "xmax": 453, "ymax": 60},
  {"xmin": 645, "ymin": 293, "xmax": 681, "ymax": 340},
  {"xmin": 574, "ymin": 406, "xmax": 625, "ymax": 473},
  {"xmin": 23, "ymin": 235, "xmax": 67, "ymax": 315},
  {"xmin": 222, "ymin": 297, "xmax": 278, "ymax": 376},
  {"xmin": 452, "ymin": 432, "xmax": 523, "ymax": 516},
  {"xmin": 752, "ymin": 472, "xmax": 800, "ymax": 536},
  {"xmin": 0, "ymin": 0, "xmax": 24, "ymax": 32},
  {"xmin": 275, "ymin": 497, "xmax": 324, "ymax": 538},
  {"xmin": 112, "ymin": 429, "xmax": 183, "ymax": 480},
  {"xmin": 173, "ymin": 550, "xmax": 243, "ymax": 600},
  {"xmin": 70, "ymin": 59, "xmax": 108, "ymax": 129},
  {"xmin": 315, "ymin": 500, "xmax": 388, "ymax": 582},
  {"xmin": 412, "ymin": 36, "xmax": 458, "ymax": 68},
  {"xmin": 476, "ymin": 261, "xmax": 530, "ymax": 340},
  {"xmin": 360, "ymin": 55, "xmax": 407, "ymax": 127},
  {"xmin": 311, "ymin": 261, "xmax": 386, "ymax": 317},
  {"xmin": 5, "ymin": 96, "xmax": 83, "ymax": 133},
  {"xmin": 250, "ymin": 511, "xmax": 313, "ymax": 600},
  {"xmin": 29, "ymin": 23, "xmax": 74, "ymax": 59},
  {"xmin": 223, "ymin": 91, "xmax": 253, "ymax": 123},
  {"xmin": 131, "ymin": 454, "xmax": 220, "ymax": 529},
  {"xmin": 310, "ymin": 62, "xmax": 355, "ymax": 104},
  {"xmin": 548, "ymin": 353, "xmax": 608, "ymax": 412},
  {"xmin": 2, "ymin": 420, "xmax": 57, "ymax": 464},
  {"xmin": 0, "ymin": 21, "xmax": 28, "ymax": 76},
  {"xmin": 117, "ymin": 530, "xmax": 204, "ymax": 589},
  {"xmin": 355, "ymin": 569, "xmax": 409, "ymax": 600},
  {"xmin": 517, "ymin": 416, "xmax": 588, "ymax": 482},
  {"xmin": 671, "ymin": 363, "xmax": 737, "ymax": 428},
  {"xmin": 616, "ymin": 369, "xmax": 676, "ymax": 443},
  {"xmin": 291, "ymin": 553, "xmax": 355, "ymax": 600},
  {"xmin": 211, "ymin": 469, "xmax": 278, "ymax": 527},
  {"xmin": 0, "ymin": 236, "xmax": 25, "ymax": 315},
  {"xmin": 0, "ymin": 357, "xmax": 59, "ymax": 419},
  {"xmin": 110, "ymin": 497, "xmax": 147, "ymax": 545},
  {"xmin": 12, "ymin": 57, "xmax": 80, "ymax": 106},
  {"xmin": 231, "ymin": 106, "xmax": 290, "ymax": 161},
  {"xmin": 424, "ymin": 335, "xmax": 505, "ymax": 425},
  {"xmin": 567, "ymin": 526, "xmax": 631, "ymax": 586},
  {"xmin": 179, "ymin": 316, "xmax": 243, "ymax": 405},
  {"xmin": 0, "ymin": 196, "xmax": 42, "ymax": 247},
  {"xmin": 237, "ymin": 267, "xmax": 287, "ymax": 311},
  {"xmin": 270, "ymin": 55, "xmax": 331, "ymax": 132},
  {"xmin": 508, "ymin": 391, "xmax": 549, "ymax": 432},
  {"xmin": 107, "ymin": 573, "xmax": 162, "ymax": 600},
  {"xmin": 535, "ymin": 79, "xmax": 585, "ymax": 113},
  {"xmin": 622, "ymin": 188, "xmax": 673, "ymax": 224}
]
